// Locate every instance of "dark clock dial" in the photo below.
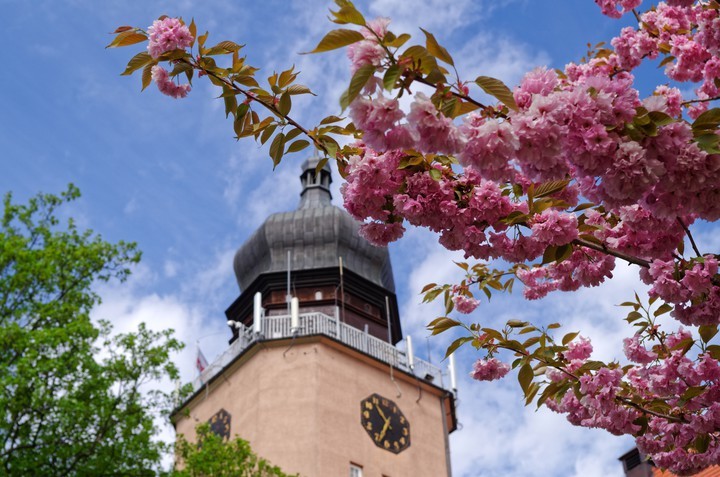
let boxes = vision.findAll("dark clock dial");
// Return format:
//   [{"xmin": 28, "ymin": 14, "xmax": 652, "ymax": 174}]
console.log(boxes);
[
  {"xmin": 360, "ymin": 393, "xmax": 410, "ymax": 454},
  {"xmin": 208, "ymin": 408, "xmax": 231, "ymax": 440}
]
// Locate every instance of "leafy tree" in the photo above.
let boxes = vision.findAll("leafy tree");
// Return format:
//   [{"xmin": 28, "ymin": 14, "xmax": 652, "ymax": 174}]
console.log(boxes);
[
  {"xmin": 172, "ymin": 424, "xmax": 297, "ymax": 477},
  {"xmin": 0, "ymin": 185, "xmax": 183, "ymax": 476},
  {"xmin": 110, "ymin": 1, "xmax": 720, "ymax": 473}
]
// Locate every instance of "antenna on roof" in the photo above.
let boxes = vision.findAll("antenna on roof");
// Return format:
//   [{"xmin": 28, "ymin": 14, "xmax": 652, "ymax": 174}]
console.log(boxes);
[
  {"xmin": 286, "ymin": 249, "xmax": 292, "ymax": 316},
  {"xmin": 386, "ymin": 296, "xmax": 402, "ymax": 399},
  {"xmin": 339, "ymin": 256, "xmax": 345, "ymax": 323}
]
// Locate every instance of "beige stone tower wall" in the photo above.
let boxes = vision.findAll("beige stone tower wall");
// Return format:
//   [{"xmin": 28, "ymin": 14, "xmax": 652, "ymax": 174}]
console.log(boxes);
[{"xmin": 174, "ymin": 336, "xmax": 453, "ymax": 477}]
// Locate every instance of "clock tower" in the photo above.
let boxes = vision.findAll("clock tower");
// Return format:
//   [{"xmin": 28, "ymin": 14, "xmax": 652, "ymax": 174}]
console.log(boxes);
[{"xmin": 172, "ymin": 157, "xmax": 457, "ymax": 476}]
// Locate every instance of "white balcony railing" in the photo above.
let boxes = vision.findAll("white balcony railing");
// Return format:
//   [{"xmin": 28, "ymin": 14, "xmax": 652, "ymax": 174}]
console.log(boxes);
[{"xmin": 192, "ymin": 311, "xmax": 451, "ymax": 393}]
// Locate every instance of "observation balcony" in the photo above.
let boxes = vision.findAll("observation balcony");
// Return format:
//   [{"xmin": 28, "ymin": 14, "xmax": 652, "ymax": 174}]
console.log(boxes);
[{"xmin": 192, "ymin": 311, "xmax": 453, "ymax": 393}]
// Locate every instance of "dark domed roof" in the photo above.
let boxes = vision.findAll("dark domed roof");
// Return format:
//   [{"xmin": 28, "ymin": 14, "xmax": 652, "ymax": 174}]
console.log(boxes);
[{"xmin": 232, "ymin": 156, "xmax": 396, "ymax": 292}]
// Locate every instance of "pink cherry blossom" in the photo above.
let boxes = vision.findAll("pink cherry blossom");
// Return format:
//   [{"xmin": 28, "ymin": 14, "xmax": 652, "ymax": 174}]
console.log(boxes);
[
  {"xmin": 623, "ymin": 335, "xmax": 658, "ymax": 364},
  {"xmin": 563, "ymin": 336, "xmax": 593, "ymax": 361},
  {"xmin": 470, "ymin": 358, "xmax": 511, "ymax": 381},
  {"xmin": 151, "ymin": 66, "xmax": 191, "ymax": 99},
  {"xmin": 453, "ymin": 295, "xmax": 479, "ymax": 314},
  {"xmin": 147, "ymin": 17, "xmax": 193, "ymax": 59}
]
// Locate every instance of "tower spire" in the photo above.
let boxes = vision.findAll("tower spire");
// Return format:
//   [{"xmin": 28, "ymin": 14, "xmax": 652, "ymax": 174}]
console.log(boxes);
[{"xmin": 298, "ymin": 155, "xmax": 332, "ymax": 209}]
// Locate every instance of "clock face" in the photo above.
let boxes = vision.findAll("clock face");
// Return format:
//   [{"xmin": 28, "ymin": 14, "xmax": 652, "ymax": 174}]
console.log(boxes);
[
  {"xmin": 360, "ymin": 393, "xmax": 411, "ymax": 454},
  {"xmin": 208, "ymin": 408, "xmax": 231, "ymax": 440}
]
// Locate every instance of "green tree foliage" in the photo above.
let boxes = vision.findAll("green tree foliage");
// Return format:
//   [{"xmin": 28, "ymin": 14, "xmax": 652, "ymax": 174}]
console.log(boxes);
[
  {"xmin": 172, "ymin": 424, "xmax": 297, "ymax": 477},
  {"xmin": 0, "ymin": 185, "xmax": 183, "ymax": 476}
]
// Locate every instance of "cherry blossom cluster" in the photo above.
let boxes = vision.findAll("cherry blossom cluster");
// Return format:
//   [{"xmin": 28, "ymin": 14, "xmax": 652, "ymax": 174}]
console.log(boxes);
[
  {"xmin": 608, "ymin": 1, "xmax": 720, "ymax": 118},
  {"xmin": 151, "ymin": 65, "xmax": 191, "ymax": 99},
  {"xmin": 146, "ymin": 18, "xmax": 194, "ymax": 99},
  {"xmin": 347, "ymin": 18, "xmax": 391, "ymax": 74},
  {"xmin": 341, "ymin": 4, "xmax": 719, "ymax": 472},
  {"xmin": 469, "ymin": 357, "xmax": 511, "ymax": 381},
  {"xmin": 147, "ymin": 17, "xmax": 193, "ymax": 59},
  {"xmin": 625, "ymin": 330, "xmax": 720, "ymax": 474},
  {"xmin": 538, "ymin": 330, "xmax": 720, "ymax": 474},
  {"xmin": 641, "ymin": 255, "xmax": 720, "ymax": 326}
]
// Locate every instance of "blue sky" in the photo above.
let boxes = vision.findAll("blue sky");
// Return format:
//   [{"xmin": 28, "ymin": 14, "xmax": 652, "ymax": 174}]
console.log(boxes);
[{"xmin": 1, "ymin": 0, "xmax": 696, "ymax": 475}]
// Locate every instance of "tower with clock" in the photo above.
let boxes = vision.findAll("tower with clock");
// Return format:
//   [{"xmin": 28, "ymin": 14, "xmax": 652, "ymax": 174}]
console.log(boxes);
[{"xmin": 172, "ymin": 157, "xmax": 458, "ymax": 476}]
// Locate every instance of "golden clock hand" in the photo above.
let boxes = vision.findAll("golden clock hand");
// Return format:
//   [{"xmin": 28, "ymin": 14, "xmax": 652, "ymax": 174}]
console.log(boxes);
[
  {"xmin": 376, "ymin": 405, "xmax": 388, "ymax": 422},
  {"xmin": 377, "ymin": 417, "xmax": 391, "ymax": 441}
]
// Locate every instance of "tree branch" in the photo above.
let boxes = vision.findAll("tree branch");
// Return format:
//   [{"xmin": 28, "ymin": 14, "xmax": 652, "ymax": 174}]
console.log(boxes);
[
  {"xmin": 677, "ymin": 217, "xmax": 702, "ymax": 257},
  {"xmin": 185, "ymin": 58, "xmax": 331, "ymax": 157},
  {"xmin": 573, "ymin": 238, "xmax": 651, "ymax": 268}
]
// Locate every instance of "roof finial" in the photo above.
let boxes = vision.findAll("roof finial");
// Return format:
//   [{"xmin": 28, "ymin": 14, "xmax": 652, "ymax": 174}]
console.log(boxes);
[{"xmin": 299, "ymin": 154, "xmax": 332, "ymax": 209}]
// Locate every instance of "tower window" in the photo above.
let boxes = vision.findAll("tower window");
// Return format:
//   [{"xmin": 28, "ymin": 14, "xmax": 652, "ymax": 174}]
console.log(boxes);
[
  {"xmin": 349, "ymin": 463, "xmax": 363, "ymax": 477},
  {"xmin": 315, "ymin": 290, "xmax": 323, "ymax": 300}
]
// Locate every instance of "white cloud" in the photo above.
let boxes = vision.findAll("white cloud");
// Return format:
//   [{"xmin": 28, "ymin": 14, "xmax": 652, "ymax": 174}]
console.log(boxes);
[
  {"xmin": 164, "ymin": 259, "xmax": 179, "ymax": 278},
  {"xmin": 367, "ymin": 0, "xmax": 485, "ymax": 34},
  {"xmin": 123, "ymin": 197, "xmax": 138, "ymax": 215}
]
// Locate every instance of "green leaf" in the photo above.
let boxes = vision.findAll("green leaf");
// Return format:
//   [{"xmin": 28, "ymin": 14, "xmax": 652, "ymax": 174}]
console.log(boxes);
[
  {"xmin": 541, "ymin": 246, "xmax": 557, "ymax": 265},
  {"xmin": 474, "ymin": 75, "xmax": 518, "ymax": 111},
  {"xmin": 428, "ymin": 168, "xmax": 442, "ymax": 181},
  {"xmin": 320, "ymin": 115, "xmax": 345, "ymax": 125},
  {"xmin": 269, "ymin": 132, "xmax": 286, "ymax": 168},
  {"xmin": 427, "ymin": 317, "xmax": 461, "ymax": 335},
  {"xmin": 692, "ymin": 108, "xmax": 720, "ymax": 132},
  {"xmin": 625, "ymin": 311, "xmax": 643, "ymax": 323},
  {"xmin": 278, "ymin": 92, "xmax": 291, "ymax": 116},
  {"xmin": 706, "ymin": 345, "xmax": 720, "ymax": 359},
  {"xmin": 423, "ymin": 288, "xmax": 443, "ymax": 303},
  {"xmin": 304, "ymin": 29, "xmax": 365, "ymax": 54},
  {"xmin": 518, "ymin": 363, "xmax": 533, "ymax": 393},
  {"xmin": 197, "ymin": 31, "xmax": 209, "ymax": 48},
  {"xmin": 537, "ymin": 381, "xmax": 562, "ymax": 409},
  {"xmin": 188, "ymin": 18, "xmax": 197, "ymax": 47},
  {"xmin": 329, "ymin": 4, "xmax": 366, "ymax": 26},
  {"xmin": 340, "ymin": 64, "xmax": 375, "ymax": 110},
  {"xmin": 699, "ymin": 325, "xmax": 718, "ymax": 344},
  {"xmin": 578, "ymin": 360, "xmax": 604, "ymax": 372},
  {"xmin": 106, "ymin": 30, "xmax": 147, "ymax": 48},
  {"xmin": 695, "ymin": 133, "xmax": 720, "ymax": 154},
  {"xmin": 141, "ymin": 63, "xmax": 154, "ymax": 91},
  {"xmin": 657, "ymin": 54, "xmax": 675, "ymax": 68},
  {"xmin": 421, "ymin": 283, "xmax": 438, "ymax": 293},
  {"xmin": 524, "ymin": 382, "xmax": 541, "ymax": 406},
  {"xmin": 648, "ymin": 111, "xmax": 674, "ymax": 127},
  {"xmin": 259, "ymin": 124, "xmax": 277, "ymax": 145},
  {"xmin": 284, "ymin": 128, "xmax": 303, "ymax": 142},
  {"xmin": 653, "ymin": 303, "xmax": 673, "ymax": 317},
  {"xmin": 400, "ymin": 45, "xmax": 439, "ymax": 75},
  {"xmin": 223, "ymin": 90, "xmax": 238, "ymax": 119},
  {"xmin": 205, "ymin": 40, "xmax": 243, "ymax": 56},
  {"xmin": 681, "ymin": 385, "xmax": 706, "ymax": 402},
  {"xmin": 386, "ymin": 33, "xmax": 411, "ymax": 48},
  {"xmin": 383, "ymin": 64, "xmax": 401, "ymax": 91},
  {"xmin": 562, "ymin": 332, "xmax": 579, "ymax": 345},
  {"xmin": 314, "ymin": 157, "xmax": 329, "ymax": 174},
  {"xmin": 286, "ymin": 84, "xmax": 315, "ymax": 95},
  {"xmin": 694, "ymin": 434, "xmax": 711, "ymax": 454},
  {"xmin": 554, "ymin": 244, "xmax": 573, "ymax": 263},
  {"xmin": 121, "ymin": 51, "xmax": 154, "ymax": 76},
  {"xmin": 286, "ymin": 139, "xmax": 310, "ymax": 154},
  {"xmin": 533, "ymin": 180, "xmax": 570, "ymax": 199},
  {"xmin": 420, "ymin": 28, "xmax": 454, "ymax": 66},
  {"xmin": 507, "ymin": 319, "xmax": 529, "ymax": 328},
  {"xmin": 444, "ymin": 336, "xmax": 473, "ymax": 359}
]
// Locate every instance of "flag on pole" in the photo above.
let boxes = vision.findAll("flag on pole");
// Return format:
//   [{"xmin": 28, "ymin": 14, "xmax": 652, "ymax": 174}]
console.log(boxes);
[{"xmin": 196, "ymin": 346, "xmax": 209, "ymax": 374}]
